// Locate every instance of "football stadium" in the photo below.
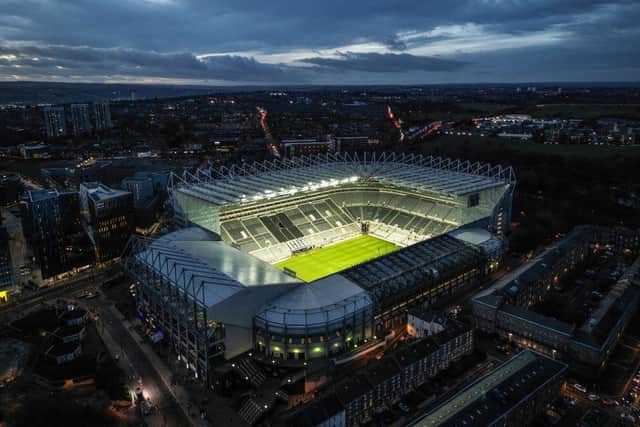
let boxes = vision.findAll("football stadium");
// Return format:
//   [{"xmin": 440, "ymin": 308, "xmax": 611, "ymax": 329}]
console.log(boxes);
[{"xmin": 123, "ymin": 152, "xmax": 515, "ymax": 381}]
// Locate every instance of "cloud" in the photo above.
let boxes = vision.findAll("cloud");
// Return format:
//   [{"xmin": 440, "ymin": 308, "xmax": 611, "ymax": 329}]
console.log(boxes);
[
  {"xmin": 0, "ymin": 44, "xmax": 312, "ymax": 83},
  {"xmin": 299, "ymin": 52, "xmax": 466, "ymax": 73},
  {"xmin": 0, "ymin": 0, "xmax": 638, "ymax": 83}
]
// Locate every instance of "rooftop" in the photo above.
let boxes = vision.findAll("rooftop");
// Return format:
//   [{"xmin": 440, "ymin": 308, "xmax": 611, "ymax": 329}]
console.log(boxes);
[
  {"xmin": 170, "ymin": 152, "xmax": 515, "ymax": 207},
  {"xmin": 128, "ymin": 227, "xmax": 301, "ymax": 310},
  {"xmin": 410, "ymin": 350, "xmax": 567, "ymax": 427},
  {"xmin": 341, "ymin": 234, "xmax": 484, "ymax": 304},
  {"xmin": 256, "ymin": 274, "xmax": 371, "ymax": 327},
  {"xmin": 81, "ymin": 181, "xmax": 131, "ymax": 202}
]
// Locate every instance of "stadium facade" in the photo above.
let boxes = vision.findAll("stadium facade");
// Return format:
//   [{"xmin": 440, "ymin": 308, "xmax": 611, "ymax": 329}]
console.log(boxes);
[{"xmin": 123, "ymin": 153, "xmax": 515, "ymax": 381}]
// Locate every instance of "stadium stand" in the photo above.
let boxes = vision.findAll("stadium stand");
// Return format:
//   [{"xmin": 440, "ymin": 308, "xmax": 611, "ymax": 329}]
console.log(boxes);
[{"xmin": 217, "ymin": 186, "xmax": 461, "ymax": 256}]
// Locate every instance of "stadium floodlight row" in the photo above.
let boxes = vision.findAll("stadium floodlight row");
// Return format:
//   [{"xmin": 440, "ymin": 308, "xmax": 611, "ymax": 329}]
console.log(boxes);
[{"xmin": 123, "ymin": 152, "xmax": 515, "ymax": 382}]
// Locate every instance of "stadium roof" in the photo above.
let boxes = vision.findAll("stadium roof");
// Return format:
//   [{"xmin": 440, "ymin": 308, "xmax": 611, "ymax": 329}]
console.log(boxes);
[
  {"xmin": 256, "ymin": 274, "xmax": 371, "ymax": 328},
  {"xmin": 341, "ymin": 233, "xmax": 485, "ymax": 304},
  {"xmin": 169, "ymin": 152, "xmax": 515, "ymax": 207},
  {"xmin": 125, "ymin": 227, "xmax": 301, "ymax": 309}
]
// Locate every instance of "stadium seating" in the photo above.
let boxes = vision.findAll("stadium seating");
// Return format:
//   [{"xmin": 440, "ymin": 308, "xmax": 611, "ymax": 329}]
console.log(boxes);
[{"xmin": 218, "ymin": 186, "xmax": 462, "ymax": 257}]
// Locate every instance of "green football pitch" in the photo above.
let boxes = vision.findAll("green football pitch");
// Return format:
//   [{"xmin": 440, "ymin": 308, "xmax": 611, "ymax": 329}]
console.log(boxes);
[{"xmin": 274, "ymin": 234, "xmax": 399, "ymax": 282}]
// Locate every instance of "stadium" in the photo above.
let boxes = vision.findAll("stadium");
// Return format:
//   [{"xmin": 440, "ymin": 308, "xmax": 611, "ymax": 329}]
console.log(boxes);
[{"xmin": 123, "ymin": 152, "xmax": 515, "ymax": 381}]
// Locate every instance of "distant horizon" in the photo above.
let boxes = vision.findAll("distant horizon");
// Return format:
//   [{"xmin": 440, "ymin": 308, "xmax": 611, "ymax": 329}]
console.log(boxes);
[{"xmin": 2, "ymin": 79, "xmax": 640, "ymax": 89}]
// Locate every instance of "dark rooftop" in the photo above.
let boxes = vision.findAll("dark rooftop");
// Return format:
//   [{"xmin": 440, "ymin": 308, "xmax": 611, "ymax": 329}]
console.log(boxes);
[
  {"xmin": 409, "ymin": 350, "xmax": 568, "ymax": 427},
  {"xmin": 334, "ymin": 374, "xmax": 371, "ymax": 404}
]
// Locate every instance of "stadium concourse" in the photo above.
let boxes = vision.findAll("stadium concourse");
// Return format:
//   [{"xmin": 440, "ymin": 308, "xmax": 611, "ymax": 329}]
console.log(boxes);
[{"xmin": 123, "ymin": 152, "xmax": 515, "ymax": 383}]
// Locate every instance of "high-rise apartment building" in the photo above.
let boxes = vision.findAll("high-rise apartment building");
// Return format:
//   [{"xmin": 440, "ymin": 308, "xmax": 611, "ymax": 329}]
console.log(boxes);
[
  {"xmin": 70, "ymin": 104, "xmax": 91, "ymax": 135},
  {"xmin": 93, "ymin": 101, "xmax": 112, "ymax": 130},
  {"xmin": 21, "ymin": 189, "xmax": 79, "ymax": 279},
  {"xmin": 43, "ymin": 106, "xmax": 66, "ymax": 138}
]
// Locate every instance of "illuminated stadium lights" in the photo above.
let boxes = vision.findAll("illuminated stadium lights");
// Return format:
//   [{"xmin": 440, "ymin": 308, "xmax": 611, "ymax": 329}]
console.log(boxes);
[{"xmin": 246, "ymin": 176, "xmax": 359, "ymax": 203}]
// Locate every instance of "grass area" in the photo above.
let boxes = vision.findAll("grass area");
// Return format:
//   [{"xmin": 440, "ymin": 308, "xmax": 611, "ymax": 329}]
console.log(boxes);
[{"xmin": 275, "ymin": 234, "xmax": 398, "ymax": 282}]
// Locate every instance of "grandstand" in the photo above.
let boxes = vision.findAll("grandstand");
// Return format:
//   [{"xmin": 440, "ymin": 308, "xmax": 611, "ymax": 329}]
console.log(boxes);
[
  {"xmin": 170, "ymin": 153, "xmax": 514, "ymax": 265},
  {"xmin": 122, "ymin": 153, "xmax": 515, "ymax": 382}
]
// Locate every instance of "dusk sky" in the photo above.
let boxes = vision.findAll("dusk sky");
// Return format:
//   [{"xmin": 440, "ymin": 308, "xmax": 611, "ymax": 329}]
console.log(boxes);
[{"xmin": 0, "ymin": 0, "xmax": 639, "ymax": 85}]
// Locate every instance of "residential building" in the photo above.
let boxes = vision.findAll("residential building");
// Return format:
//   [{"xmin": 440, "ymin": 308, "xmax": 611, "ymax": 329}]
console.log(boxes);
[
  {"xmin": 93, "ymin": 101, "xmax": 112, "ymax": 130},
  {"xmin": 0, "ymin": 172, "xmax": 22, "ymax": 206},
  {"xmin": 409, "ymin": 350, "xmax": 568, "ymax": 427},
  {"xmin": 43, "ymin": 106, "xmax": 66, "ymax": 138},
  {"xmin": 473, "ymin": 226, "xmax": 640, "ymax": 372},
  {"xmin": 70, "ymin": 103, "xmax": 91, "ymax": 135},
  {"xmin": 281, "ymin": 138, "xmax": 334, "ymax": 157},
  {"xmin": 21, "ymin": 189, "xmax": 79, "ymax": 279},
  {"xmin": 0, "ymin": 226, "xmax": 15, "ymax": 295},
  {"xmin": 282, "ymin": 318, "xmax": 474, "ymax": 427}
]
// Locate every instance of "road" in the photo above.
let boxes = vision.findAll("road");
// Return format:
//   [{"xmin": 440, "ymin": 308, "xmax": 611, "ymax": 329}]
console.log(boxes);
[
  {"xmin": 87, "ymin": 296, "xmax": 193, "ymax": 427},
  {"xmin": 257, "ymin": 107, "xmax": 281, "ymax": 158},
  {"xmin": 0, "ymin": 267, "xmax": 117, "ymax": 321}
]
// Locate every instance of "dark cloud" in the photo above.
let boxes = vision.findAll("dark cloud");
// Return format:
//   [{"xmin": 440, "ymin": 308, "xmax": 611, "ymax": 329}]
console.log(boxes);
[
  {"xmin": 0, "ymin": 44, "xmax": 312, "ymax": 83},
  {"xmin": 0, "ymin": 0, "xmax": 638, "ymax": 83},
  {"xmin": 300, "ymin": 52, "xmax": 465, "ymax": 73}
]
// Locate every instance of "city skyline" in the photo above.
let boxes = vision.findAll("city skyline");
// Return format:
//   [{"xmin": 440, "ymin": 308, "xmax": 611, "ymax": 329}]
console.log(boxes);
[{"xmin": 0, "ymin": 0, "xmax": 639, "ymax": 85}]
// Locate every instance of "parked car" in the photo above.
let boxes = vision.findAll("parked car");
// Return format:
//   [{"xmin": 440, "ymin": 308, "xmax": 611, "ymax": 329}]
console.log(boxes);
[
  {"xmin": 134, "ymin": 387, "xmax": 144, "ymax": 402},
  {"xmin": 573, "ymin": 383, "xmax": 587, "ymax": 393}
]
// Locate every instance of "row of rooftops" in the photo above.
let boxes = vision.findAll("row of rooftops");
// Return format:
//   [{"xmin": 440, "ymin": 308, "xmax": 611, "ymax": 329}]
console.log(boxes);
[
  {"xmin": 284, "ymin": 319, "xmax": 473, "ymax": 426},
  {"xmin": 409, "ymin": 350, "xmax": 567, "ymax": 427},
  {"xmin": 499, "ymin": 226, "xmax": 593, "ymax": 299},
  {"xmin": 474, "ymin": 226, "xmax": 640, "ymax": 353}
]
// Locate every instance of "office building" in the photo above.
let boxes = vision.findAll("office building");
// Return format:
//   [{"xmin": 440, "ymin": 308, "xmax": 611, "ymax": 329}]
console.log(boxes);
[
  {"xmin": 121, "ymin": 175, "xmax": 155, "ymax": 208},
  {"xmin": 83, "ymin": 182, "xmax": 133, "ymax": 263},
  {"xmin": 43, "ymin": 106, "xmax": 66, "ymax": 138}
]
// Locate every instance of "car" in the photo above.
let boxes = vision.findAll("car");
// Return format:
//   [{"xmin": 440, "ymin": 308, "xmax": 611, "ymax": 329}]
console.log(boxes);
[
  {"xmin": 134, "ymin": 387, "xmax": 143, "ymax": 402},
  {"xmin": 602, "ymin": 398, "xmax": 618, "ymax": 406},
  {"xmin": 563, "ymin": 397, "xmax": 577, "ymax": 407},
  {"xmin": 396, "ymin": 403, "xmax": 410, "ymax": 414},
  {"xmin": 587, "ymin": 394, "xmax": 599, "ymax": 401},
  {"xmin": 621, "ymin": 413, "xmax": 636, "ymax": 423},
  {"xmin": 573, "ymin": 383, "xmax": 587, "ymax": 393}
]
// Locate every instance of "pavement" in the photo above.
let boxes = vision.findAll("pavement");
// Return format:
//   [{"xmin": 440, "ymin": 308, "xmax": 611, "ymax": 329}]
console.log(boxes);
[
  {"xmin": 89, "ymin": 291, "xmax": 249, "ymax": 427},
  {"xmin": 90, "ymin": 297, "xmax": 194, "ymax": 427}
]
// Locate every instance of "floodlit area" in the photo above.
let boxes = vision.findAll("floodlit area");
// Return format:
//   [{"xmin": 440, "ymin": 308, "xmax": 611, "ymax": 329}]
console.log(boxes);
[{"xmin": 274, "ymin": 234, "xmax": 398, "ymax": 282}]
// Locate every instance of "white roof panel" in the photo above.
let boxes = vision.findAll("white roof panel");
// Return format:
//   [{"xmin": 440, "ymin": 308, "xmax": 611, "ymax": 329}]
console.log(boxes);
[
  {"xmin": 134, "ymin": 227, "xmax": 301, "ymax": 309},
  {"xmin": 170, "ymin": 153, "xmax": 515, "ymax": 208}
]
